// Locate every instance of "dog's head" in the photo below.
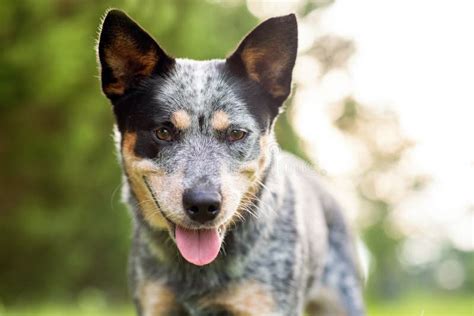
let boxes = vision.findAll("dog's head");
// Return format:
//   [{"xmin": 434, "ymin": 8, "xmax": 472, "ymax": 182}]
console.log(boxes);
[{"xmin": 97, "ymin": 9, "xmax": 297, "ymax": 266}]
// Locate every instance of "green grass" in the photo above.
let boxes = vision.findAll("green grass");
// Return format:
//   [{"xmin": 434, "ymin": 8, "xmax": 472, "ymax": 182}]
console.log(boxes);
[
  {"xmin": 0, "ymin": 304, "xmax": 134, "ymax": 316},
  {"xmin": 367, "ymin": 294, "xmax": 474, "ymax": 316},
  {"xmin": 1, "ymin": 295, "xmax": 472, "ymax": 316}
]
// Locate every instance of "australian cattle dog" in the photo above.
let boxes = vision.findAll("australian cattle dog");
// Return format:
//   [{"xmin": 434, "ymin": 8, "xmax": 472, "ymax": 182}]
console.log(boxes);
[{"xmin": 97, "ymin": 9, "xmax": 365, "ymax": 316}]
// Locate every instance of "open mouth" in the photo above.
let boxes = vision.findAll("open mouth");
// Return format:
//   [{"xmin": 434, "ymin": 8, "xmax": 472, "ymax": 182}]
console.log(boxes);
[{"xmin": 143, "ymin": 175, "xmax": 225, "ymax": 266}]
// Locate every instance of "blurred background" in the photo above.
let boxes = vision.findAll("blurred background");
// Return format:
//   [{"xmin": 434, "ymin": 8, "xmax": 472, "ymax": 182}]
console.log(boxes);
[{"xmin": 0, "ymin": 0, "xmax": 472, "ymax": 315}]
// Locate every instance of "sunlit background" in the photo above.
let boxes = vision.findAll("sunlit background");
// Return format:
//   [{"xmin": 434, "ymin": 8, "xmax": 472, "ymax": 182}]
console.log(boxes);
[{"xmin": 0, "ymin": 0, "xmax": 472, "ymax": 315}]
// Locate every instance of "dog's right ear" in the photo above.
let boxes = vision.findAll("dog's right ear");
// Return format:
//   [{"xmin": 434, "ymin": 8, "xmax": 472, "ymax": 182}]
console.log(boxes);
[{"xmin": 97, "ymin": 9, "xmax": 174, "ymax": 100}]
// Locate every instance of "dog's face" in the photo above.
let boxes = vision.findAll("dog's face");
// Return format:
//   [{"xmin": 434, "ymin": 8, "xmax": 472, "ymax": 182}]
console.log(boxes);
[{"xmin": 97, "ymin": 10, "xmax": 297, "ymax": 266}]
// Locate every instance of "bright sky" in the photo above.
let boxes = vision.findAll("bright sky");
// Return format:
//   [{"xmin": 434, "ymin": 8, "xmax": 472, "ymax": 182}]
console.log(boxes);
[{"xmin": 247, "ymin": 0, "xmax": 474, "ymax": 252}]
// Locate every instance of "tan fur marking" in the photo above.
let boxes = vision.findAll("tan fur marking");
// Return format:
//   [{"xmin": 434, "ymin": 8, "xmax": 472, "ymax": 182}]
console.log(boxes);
[
  {"xmin": 241, "ymin": 47, "xmax": 290, "ymax": 98},
  {"xmin": 122, "ymin": 131, "xmax": 138, "ymax": 159},
  {"xmin": 104, "ymin": 82, "xmax": 125, "ymax": 96},
  {"xmin": 306, "ymin": 286, "xmax": 348, "ymax": 316},
  {"xmin": 241, "ymin": 47, "xmax": 266, "ymax": 83},
  {"xmin": 211, "ymin": 110, "xmax": 230, "ymax": 130},
  {"xmin": 199, "ymin": 281, "xmax": 275, "ymax": 315},
  {"xmin": 171, "ymin": 110, "xmax": 191, "ymax": 130},
  {"xmin": 103, "ymin": 33, "xmax": 158, "ymax": 96},
  {"xmin": 138, "ymin": 282, "xmax": 180, "ymax": 316},
  {"xmin": 237, "ymin": 134, "xmax": 272, "ymax": 212},
  {"xmin": 121, "ymin": 132, "xmax": 168, "ymax": 229}
]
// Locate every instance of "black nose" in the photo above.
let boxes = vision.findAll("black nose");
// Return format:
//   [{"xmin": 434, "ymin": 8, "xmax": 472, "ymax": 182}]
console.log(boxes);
[{"xmin": 183, "ymin": 189, "xmax": 221, "ymax": 224}]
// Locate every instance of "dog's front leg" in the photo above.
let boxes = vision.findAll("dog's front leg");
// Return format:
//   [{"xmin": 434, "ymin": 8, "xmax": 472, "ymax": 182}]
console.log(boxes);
[
  {"xmin": 197, "ymin": 281, "xmax": 282, "ymax": 316},
  {"xmin": 135, "ymin": 281, "xmax": 187, "ymax": 316}
]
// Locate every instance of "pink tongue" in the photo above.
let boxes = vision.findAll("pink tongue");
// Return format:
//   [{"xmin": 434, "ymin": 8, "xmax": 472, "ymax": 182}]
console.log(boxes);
[{"xmin": 175, "ymin": 226, "xmax": 221, "ymax": 266}]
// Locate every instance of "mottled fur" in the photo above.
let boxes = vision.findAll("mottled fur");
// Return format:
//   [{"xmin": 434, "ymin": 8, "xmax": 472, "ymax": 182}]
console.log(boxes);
[{"xmin": 97, "ymin": 9, "xmax": 364, "ymax": 316}]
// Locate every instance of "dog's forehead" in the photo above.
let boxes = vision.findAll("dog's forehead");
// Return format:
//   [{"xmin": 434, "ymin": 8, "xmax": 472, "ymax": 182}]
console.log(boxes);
[{"xmin": 155, "ymin": 59, "xmax": 246, "ymax": 116}]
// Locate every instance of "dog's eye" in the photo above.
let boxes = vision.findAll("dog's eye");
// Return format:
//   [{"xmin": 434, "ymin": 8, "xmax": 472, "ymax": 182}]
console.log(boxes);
[
  {"xmin": 227, "ymin": 129, "xmax": 247, "ymax": 142},
  {"xmin": 155, "ymin": 127, "xmax": 174, "ymax": 142}
]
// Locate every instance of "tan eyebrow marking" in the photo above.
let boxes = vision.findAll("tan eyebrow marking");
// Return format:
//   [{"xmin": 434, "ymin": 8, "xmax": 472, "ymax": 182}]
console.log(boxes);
[
  {"xmin": 171, "ymin": 110, "xmax": 191, "ymax": 130},
  {"xmin": 211, "ymin": 110, "xmax": 230, "ymax": 130}
]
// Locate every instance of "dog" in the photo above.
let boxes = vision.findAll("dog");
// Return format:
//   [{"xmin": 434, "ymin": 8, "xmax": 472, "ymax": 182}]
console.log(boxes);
[{"xmin": 97, "ymin": 9, "xmax": 365, "ymax": 316}]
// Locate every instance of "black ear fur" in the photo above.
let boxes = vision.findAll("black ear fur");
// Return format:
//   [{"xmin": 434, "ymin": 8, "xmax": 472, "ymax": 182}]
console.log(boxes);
[
  {"xmin": 226, "ymin": 14, "xmax": 298, "ymax": 102},
  {"xmin": 97, "ymin": 9, "xmax": 174, "ymax": 99}
]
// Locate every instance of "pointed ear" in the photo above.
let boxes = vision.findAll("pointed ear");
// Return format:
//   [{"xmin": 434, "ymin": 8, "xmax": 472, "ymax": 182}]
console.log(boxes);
[
  {"xmin": 97, "ymin": 9, "xmax": 174, "ymax": 99},
  {"xmin": 226, "ymin": 14, "xmax": 298, "ymax": 101}
]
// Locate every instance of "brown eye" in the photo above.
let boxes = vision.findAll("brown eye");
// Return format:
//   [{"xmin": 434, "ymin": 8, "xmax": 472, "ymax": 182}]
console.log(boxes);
[
  {"xmin": 155, "ymin": 127, "xmax": 174, "ymax": 142},
  {"xmin": 227, "ymin": 129, "xmax": 247, "ymax": 142}
]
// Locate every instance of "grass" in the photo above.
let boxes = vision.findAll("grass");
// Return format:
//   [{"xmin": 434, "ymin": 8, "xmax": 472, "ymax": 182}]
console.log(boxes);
[
  {"xmin": 1, "ymin": 294, "xmax": 472, "ymax": 316},
  {"xmin": 367, "ymin": 294, "xmax": 474, "ymax": 316},
  {"xmin": 0, "ymin": 303, "xmax": 135, "ymax": 316}
]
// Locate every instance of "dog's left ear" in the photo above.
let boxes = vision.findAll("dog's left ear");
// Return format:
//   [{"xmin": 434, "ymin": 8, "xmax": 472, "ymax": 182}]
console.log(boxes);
[{"xmin": 227, "ymin": 14, "xmax": 298, "ymax": 102}]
